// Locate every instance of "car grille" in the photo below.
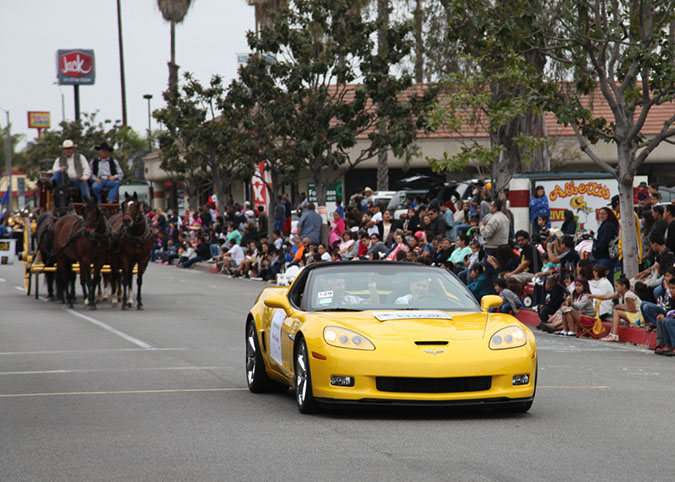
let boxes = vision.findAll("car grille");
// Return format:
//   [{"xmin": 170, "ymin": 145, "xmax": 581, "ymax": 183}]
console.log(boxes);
[{"xmin": 376, "ymin": 376, "xmax": 491, "ymax": 393}]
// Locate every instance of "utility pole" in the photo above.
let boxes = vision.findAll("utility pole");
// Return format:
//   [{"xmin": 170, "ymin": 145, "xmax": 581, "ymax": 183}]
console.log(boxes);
[
  {"xmin": 117, "ymin": 0, "xmax": 128, "ymax": 125},
  {"xmin": 143, "ymin": 94, "xmax": 153, "ymax": 150},
  {"xmin": 1, "ymin": 108, "xmax": 11, "ymax": 210}
]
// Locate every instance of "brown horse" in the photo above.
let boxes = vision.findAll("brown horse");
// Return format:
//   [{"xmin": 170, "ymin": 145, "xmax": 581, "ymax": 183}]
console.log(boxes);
[
  {"xmin": 34, "ymin": 182, "xmax": 71, "ymax": 300},
  {"xmin": 110, "ymin": 192, "xmax": 153, "ymax": 310},
  {"xmin": 53, "ymin": 197, "xmax": 109, "ymax": 309}
]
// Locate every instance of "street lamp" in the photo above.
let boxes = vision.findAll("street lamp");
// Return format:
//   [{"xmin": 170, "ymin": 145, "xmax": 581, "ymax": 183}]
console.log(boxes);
[
  {"xmin": 0, "ymin": 107, "xmax": 11, "ymax": 210},
  {"xmin": 143, "ymin": 94, "xmax": 153, "ymax": 151}
]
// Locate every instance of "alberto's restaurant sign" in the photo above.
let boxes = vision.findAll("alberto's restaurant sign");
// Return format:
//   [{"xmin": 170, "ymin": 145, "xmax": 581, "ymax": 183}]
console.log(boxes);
[
  {"xmin": 57, "ymin": 49, "xmax": 96, "ymax": 85},
  {"xmin": 539, "ymin": 179, "xmax": 615, "ymax": 233}
]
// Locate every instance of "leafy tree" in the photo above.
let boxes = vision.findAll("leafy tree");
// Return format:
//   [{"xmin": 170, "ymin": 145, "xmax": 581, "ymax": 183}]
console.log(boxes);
[
  {"xmin": 537, "ymin": 0, "xmax": 675, "ymax": 278},
  {"xmin": 425, "ymin": 0, "xmax": 552, "ymax": 191},
  {"xmin": 245, "ymin": 0, "xmax": 433, "ymax": 209},
  {"xmin": 21, "ymin": 113, "xmax": 145, "ymax": 181},
  {"xmin": 154, "ymin": 74, "xmax": 255, "ymax": 214}
]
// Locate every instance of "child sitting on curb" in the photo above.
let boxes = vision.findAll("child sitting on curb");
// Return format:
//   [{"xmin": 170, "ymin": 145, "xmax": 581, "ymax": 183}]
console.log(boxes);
[
  {"xmin": 591, "ymin": 277, "xmax": 642, "ymax": 342},
  {"xmin": 493, "ymin": 277, "xmax": 522, "ymax": 315}
]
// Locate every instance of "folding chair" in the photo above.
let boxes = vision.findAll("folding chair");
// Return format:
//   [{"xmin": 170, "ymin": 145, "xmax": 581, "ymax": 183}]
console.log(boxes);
[{"xmin": 576, "ymin": 299, "xmax": 607, "ymax": 338}]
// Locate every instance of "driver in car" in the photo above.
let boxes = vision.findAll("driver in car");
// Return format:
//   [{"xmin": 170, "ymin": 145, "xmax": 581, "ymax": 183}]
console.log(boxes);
[
  {"xmin": 320, "ymin": 277, "xmax": 365, "ymax": 306},
  {"xmin": 395, "ymin": 278, "xmax": 433, "ymax": 305}
]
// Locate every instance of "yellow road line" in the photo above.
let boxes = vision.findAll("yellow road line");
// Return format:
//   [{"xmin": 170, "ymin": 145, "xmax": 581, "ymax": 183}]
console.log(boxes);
[
  {"xmin": 539, "ymin": 386, "xmax": 609, "ymax": 389},
  {"xmin": 0, "ymin": 387, "xmax": 248, "ymax": 398}
]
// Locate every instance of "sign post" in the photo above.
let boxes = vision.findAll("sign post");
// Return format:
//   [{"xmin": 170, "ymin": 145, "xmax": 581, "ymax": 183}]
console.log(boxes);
[
  {"xmin": 27, "ymin": 111, "xmax": 50, "ymax": 139},
  {"xmin": 56, "ymin": 49, "xmax": 96, "ymax": 121}
]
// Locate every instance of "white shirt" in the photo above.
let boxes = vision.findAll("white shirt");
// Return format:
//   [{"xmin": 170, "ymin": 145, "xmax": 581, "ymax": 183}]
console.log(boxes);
[
  {"xmin": 227, "ymin": 244, "xmax": 245, "ymax": 266},
  {"xmin": 589, "ymin": 278, "xmax": 614, "ymax": 316},
  {"xmin": 371, "ymin": 212, "xmax": 383, "ymax": 223},
  {"xmin": 52, "ymin": 153, "xmax": 91, "ymax": 180},
  {"xmin": 321, "ymin": 252, "xmax": 331, "ymax": 261}
]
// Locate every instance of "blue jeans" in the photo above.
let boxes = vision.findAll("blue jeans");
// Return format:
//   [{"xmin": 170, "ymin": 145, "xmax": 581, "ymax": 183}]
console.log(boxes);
[
  {"xmin": 50, "ymin": 171, "xmax": 90, "ymax": 200},
  {"xmin": 181, "ymin": 255, "xmax": 207, "ymax": 268},
  {"xmin": 662, "ymin": 317, "xmax": 675, "ymax": 347},
  {"xmin": 653, "ymin": 284, "xmax": 665, "ymax": 302},
  {"xmin": 91, "ymin": 178, "xmax": 120, "ymax": 202},
  {"xmin": 641, "ymin": 301, "xmax": 665, "ymax": 346},
  {"xmin": 274, "ymin": 218, "xmax": 284, "ymax": 232},
  {"xmin": 210, "ymin": 244, "xmax": 221, "ymax": 258}
]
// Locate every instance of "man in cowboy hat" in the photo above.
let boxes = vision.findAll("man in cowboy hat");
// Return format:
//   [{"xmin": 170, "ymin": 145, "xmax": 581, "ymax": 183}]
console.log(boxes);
[
  {"xmin": 90, "ymin": 142, "xmax": 123, "ymax": 203},
  {"xmin": 50, "ymin": 139, "xmax": 91, "ymax": 200}
]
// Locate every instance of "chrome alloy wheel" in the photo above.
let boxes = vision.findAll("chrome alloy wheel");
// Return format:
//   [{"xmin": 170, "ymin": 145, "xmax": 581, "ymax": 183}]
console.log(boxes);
[
  {"xmin": 246, "ymin": 323, "xmax": 257, "ymax": 386},
  {"xmin": 295, "ymin": 342, "xmax": 309, "ymax": 406}
]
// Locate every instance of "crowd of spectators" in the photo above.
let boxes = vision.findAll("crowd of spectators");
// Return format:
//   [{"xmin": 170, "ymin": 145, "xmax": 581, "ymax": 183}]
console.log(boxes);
[{"xmin": 5, "ymin": 176, "xmax": 674, "ymax": 355}]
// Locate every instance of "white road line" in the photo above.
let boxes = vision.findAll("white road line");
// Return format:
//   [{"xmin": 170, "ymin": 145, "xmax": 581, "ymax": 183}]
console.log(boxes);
[
  {"xmin": 0, "ymin": 348, "xmax": 187, "ymax": 356},
  {"xmin": 0, "ymin": 277, "xmax": 6, "ymax": 282},
  {"xmin": 15, "ymin": 286, "xmax": 24, "ymax": 291},
  {"xmin": 0, "ymin": 366, "xmax": 227, "ymax": 376},
  {"xmin": 66, "ymin": 309, "xmax": 154, "ymax": 350}
]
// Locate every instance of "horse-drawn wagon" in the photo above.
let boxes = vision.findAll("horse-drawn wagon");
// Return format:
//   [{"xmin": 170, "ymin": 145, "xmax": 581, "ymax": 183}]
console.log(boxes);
[{"xmin": 23, "ymin": 173, "xmax": 148, "ymax": 310}]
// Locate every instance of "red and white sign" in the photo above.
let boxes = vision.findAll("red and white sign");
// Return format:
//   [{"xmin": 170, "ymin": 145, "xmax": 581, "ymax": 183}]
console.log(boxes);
[
  {"xmin": 251, "ymin": 162, "xmax": 271, "ymax": 209},
  {"xmin": 57, "ymin": 49, "xmax": 96, "ymax": 85}
]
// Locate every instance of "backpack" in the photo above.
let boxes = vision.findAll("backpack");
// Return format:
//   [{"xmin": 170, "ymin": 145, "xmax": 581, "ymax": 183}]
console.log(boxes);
[{"xmin": 608, "ymin": 234, "xmax": 620, "ymax": 260}]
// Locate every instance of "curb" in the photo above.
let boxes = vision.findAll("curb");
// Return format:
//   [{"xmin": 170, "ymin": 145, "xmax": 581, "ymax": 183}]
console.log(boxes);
[{"xmin": 517, "ymin": 309, "xmax": 657, "ymax": 347}]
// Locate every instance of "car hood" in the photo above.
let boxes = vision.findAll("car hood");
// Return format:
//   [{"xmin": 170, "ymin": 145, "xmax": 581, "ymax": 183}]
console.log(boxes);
[{"xmin": 314, "ymin": 311, "xmax": 492, "ymax": 341}]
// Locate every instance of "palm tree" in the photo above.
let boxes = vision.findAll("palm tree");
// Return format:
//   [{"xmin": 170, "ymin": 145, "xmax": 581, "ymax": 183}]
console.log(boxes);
[
  {"xmin": 247, "ymin": 0, "xmax": 287, "ymax": 32},
  {"xmin": 157, "ymin": 0, "xmax": 194, "ymax": 91}
]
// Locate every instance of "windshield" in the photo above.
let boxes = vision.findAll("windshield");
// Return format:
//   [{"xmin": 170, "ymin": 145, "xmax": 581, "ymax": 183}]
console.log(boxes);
[{"xmin": 304, "ymin": 264, "xmax": 480, "ymax": 312}]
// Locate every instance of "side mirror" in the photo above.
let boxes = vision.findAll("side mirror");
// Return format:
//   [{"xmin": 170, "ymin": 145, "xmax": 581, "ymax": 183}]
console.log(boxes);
[
  {"xmin": 480, "ymin": 294, "xmax": 503, "ymax": 312},
  {"xmin": 264, "ymin": 294, "xmax": 294, "ymax": 316}
]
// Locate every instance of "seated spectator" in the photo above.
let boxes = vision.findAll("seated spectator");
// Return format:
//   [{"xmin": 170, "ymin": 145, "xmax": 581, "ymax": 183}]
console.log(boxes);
[
  {"xmin": 386, "ymin": 234, "xmax": 410, "ymax": 261},
  {"xmin": 592, "ymin": 278, "xmax": 642, "ymax": 342},
  {"xmin": 655, "ymin": 278, "xmax": 675, "ymax": 356},
  {"xmin": 329, "ymin": 211, "xmax": 346, "ymax": 247},
  {"xmin": 504, "ymin": 230, "xmax": 541, "ymax": 287},
  {"xmin": 493, "ymin": 277, "xmax": 522, "ymax": 315},
  {"xmin": 366, "ymin": 233, "xmax": 388, "ymax": 260},
  {"xmin": 448, "ymin": 233, "xmax": 472, "ymax": 268},
  {"xmin": 557, "ymin": 277, "xmax": 595, "ymax": 336},
  {"xmin": 176, "ymin": 241, "xmax": 197, "ymax": 268},
  {"xmin": 178, "ymin": 237, "xmax": 212, "ymax": 269},
  {"xmin": 588, "ymin": 265, "xmax": 614, "ymax": 320},
  {"xmin": 536, "ymin": 277, "xmax": 568, "ymax": 332},
  {"xmin": 467, "ymin": 264, "xmax": 490, "ymax": 301},
  {"xmin": 641, "ymin": 267, "xmax": 675, "ymax": 351},
  {"xmin": 536, "ymin": 215, "xmax": 552, "ymax": 245},
  {"xmin": 338, "ymin": 230, "xmax": 356, "ymax": 259},
  {"xmin": 218, "ymin": 242, "xmax": 246, "ymax": 275}
]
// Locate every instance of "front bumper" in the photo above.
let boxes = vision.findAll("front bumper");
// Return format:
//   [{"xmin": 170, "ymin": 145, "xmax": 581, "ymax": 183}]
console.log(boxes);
[{"xmin": 306, "ymin": 338, "xmax": 537, "ymax": 403}]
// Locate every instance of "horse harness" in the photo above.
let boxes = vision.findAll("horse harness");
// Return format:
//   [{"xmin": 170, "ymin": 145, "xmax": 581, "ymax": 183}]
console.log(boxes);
[
  {"xmin": 56, "ymin": 213, "xmax": 110, "ymax": 254},
  {"xmin": 117, "ymin": 215, "xmax": 152, "ymax": 245}
]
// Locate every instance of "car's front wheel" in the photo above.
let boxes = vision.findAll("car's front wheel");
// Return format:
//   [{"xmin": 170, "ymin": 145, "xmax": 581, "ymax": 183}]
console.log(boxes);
[
  {"xmin": 245, "ymin": 319, "xmax": 285, "ymax": 393},
  {"xmin": 294, "ymin": 338, "xmax": 317, "ymax": 414}
]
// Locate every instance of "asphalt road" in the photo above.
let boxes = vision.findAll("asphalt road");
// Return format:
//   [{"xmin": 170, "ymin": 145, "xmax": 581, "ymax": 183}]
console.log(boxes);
[{"xmin": 1, "ymin": 261, "xmax": 673, "ymax": 481}]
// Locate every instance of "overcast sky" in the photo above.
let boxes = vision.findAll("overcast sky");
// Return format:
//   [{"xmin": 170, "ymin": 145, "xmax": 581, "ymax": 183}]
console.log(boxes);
[{"xmin": 0, "ymin": 0, "xmax": 255, "ymax": 150}]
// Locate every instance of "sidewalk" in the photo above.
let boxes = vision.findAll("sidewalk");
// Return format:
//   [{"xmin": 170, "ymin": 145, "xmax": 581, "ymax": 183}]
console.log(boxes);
[{"xmin": 516, "ymin": 310, "xmax": 657, "ymax": 347}]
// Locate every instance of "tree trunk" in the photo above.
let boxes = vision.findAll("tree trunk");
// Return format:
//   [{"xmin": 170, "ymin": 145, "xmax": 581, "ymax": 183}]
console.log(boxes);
[
  {"xmin": 168, "ymin": 21, "xmax": 179, "ymax": 91},
  {"xmin": 376, "ymin": 146, "xmax": 389, "ymax": 191},
  {"xmin": 617, "ymin": 154, "xmax": 639, "ymax": 280},
  {"xmin": 413, "ymin": 0, "xmax": 424, "ymax": 83},
  {"xmin": 375, "ymin": 0, "xmax": 390, "ymax": 193}
]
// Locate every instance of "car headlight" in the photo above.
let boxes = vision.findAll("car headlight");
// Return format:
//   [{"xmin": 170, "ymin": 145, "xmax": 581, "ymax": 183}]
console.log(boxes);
[
  {"xmin": 323, "ymin": 326, "xmax": 375, "ymax": 351},
  {"xmin": 489, "ymin": 326, "xmax": 527, "ymax": 350}
]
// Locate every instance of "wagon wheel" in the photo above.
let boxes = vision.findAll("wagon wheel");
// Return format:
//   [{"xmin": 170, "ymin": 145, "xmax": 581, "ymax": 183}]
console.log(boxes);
[{"xmin": 24, "ymin": 261, "xmax": 32, "ymax": 296}]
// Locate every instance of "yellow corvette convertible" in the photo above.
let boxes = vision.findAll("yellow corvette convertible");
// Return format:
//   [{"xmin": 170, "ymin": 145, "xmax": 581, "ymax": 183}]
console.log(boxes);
[{"xmin": 245, "ymin": 261, "xmax": 537, "ymax": 413}]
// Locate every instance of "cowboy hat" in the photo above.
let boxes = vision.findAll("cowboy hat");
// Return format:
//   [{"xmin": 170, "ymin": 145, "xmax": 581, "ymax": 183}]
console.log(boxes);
[
  {"xmin": 95, "ymin": 142, "xmax": 114, "ymax": 151},
  {"xmin": 61, "ymin": 139, "xmax": 76, "ymax": 148}
]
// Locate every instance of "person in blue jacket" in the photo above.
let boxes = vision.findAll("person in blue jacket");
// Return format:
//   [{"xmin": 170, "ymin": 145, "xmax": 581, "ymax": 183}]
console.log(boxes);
[
  {"xmin": 529, "ymin": 185, "xmax": 550, "ymax": 234},
  {"xmin": 592, "ymin": 206, "xmax": 619, "ymax": 286}
]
